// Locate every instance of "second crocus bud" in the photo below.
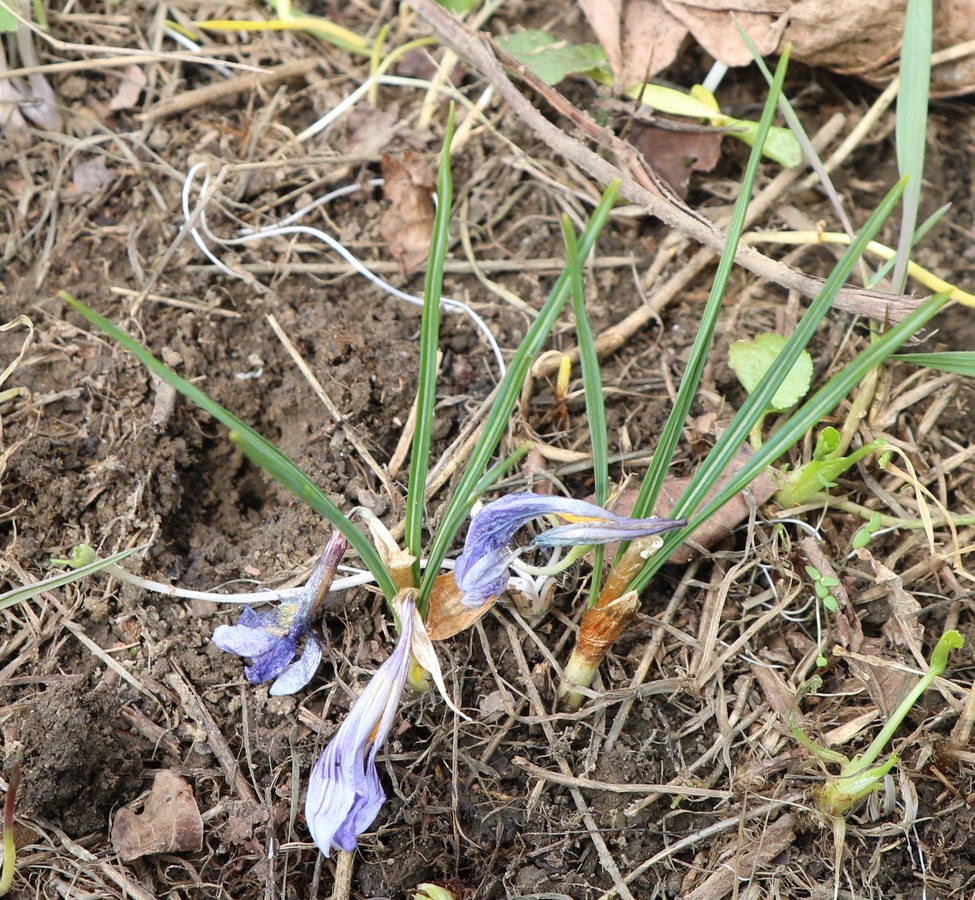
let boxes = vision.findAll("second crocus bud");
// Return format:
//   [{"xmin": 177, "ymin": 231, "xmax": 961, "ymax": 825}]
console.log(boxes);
[{"xmin": 558, "ymin": 591, "xmax": 641, "ymax": 711}]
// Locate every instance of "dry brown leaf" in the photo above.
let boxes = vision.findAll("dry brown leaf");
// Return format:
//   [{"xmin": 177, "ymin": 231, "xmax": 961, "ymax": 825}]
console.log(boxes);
[
  {"xmin": 857, "ymin": 548, "xmax": 925, "ymax": 663},
  {"xmin": 663, "ymin": 0, "xmax": 787, "ymax": 67},
  {"xmin": 842, "ymin": 636, "xmax": 914, "ymax": 720},
  {"xmin": 627, "ymin": 121, "xmax": 723, "ymax": 198},
  {"xmin": 426, "ymin": 572, "xmax": 497, "ymax": 640},
  {"xmin": 682, "ymin": 813, "xmax": 796, "ymax": 900},
  {"xmin": 380, "ymin": 151, "xmax": 435, "ymax": 276},
  {"xmin": 345, "ymin": 104, "xmax": 402, "ymax": 156},
  {"xmin": 578, "ymin": 0, "xmax": 689, "ymax": 88},
  {"xmin": 111, "ymin": 770, "xmax": 204, "ymax": 861},
  {"xmin": 71, "ymin": 158, "xmax": 114, "ymax": 194},
  {"xmin": 580, "ymin": 0, "xmax": 975, "ymax": 97},
  {"xmin": 110, "ymin": 64, "xmax": 147, "ymax": 112}
]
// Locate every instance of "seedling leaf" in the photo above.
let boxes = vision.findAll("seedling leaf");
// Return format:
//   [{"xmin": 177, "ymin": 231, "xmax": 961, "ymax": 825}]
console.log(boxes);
[
  {"xmin": 435, "ymin": 0, "xmax": 479, "ymax": 13},
  {"xmin": 728, "ymin": 333, "xmax": 813, "ymax": 412},
  {"xmin": 813, "ymin": 426, "xmax": 841, "ymax": 461},
  {"xmin": 497, "ymin": 30, "xmax": 610, "ymax": 85},
  {"xmin": 775, "ymin": 437, "xmax": 886, "ymax": 508}
]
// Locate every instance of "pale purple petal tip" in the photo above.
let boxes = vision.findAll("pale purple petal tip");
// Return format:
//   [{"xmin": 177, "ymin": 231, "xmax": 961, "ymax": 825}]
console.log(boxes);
[
  {"xmin": 270, "ymin": 637, "xmax": 322, "ymax": 696},
  {"xmin": 212, "ymin": 622, "xmax": 280, "ymax": 658},
  {"xmin": 304, "ymin": 595, "xmax": 415, "ymax": 856}
]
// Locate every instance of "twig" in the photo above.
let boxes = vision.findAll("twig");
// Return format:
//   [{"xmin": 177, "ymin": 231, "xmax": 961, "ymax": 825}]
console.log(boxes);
[
  {"xmin": 142, "ymin": 58, "xmax": 319, "ymax": 121},
  {"xmin": 167, "ymin": 663, "xmax": 260, "ymax": 805},
  {"xmin": 512, "ymin": 757, "xmax": 731, "ymax": 800}
]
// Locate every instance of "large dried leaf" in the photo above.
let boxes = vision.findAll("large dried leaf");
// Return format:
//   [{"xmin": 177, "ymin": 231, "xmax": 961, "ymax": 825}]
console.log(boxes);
[
  {"xmin": 380, "ymin": 151, "xmax": 435, "ymax": 276},
  {"xmin": 577, "ymin": 0, "xmax": 688, "ymax": 88},
  {"xmin": 579, "ymin": 0, "xmax": 975, "ymax": 97},
  {"xmin": 662, "ymin": 0, "xmax": 788, "ymax": 67},
  {"xmin": 425, "ymin": 572, "xmax": 497, "ymax": 640},
  {"xmin": 626, "ymin": 121, "xmax": 723, "ymax": 198},
  {"xmin": 111, "ymin": 771, "xmax": 204, "ymax": 861}
]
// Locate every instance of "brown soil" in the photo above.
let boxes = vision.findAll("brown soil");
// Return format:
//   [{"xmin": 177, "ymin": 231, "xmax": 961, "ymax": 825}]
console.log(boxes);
[{"xmin": 2, "ymin": 3, "xmax": 975, "ymax": 899}]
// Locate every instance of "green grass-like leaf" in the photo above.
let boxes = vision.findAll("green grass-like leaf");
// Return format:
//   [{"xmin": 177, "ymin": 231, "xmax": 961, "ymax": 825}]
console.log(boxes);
[
  {"xmin": 621, "ymin": 48, "xmax": 792, "ymax": 541},
  {"xmin": 893, "ymin": 351, "xmax": 975, "ymax": 376},
  {"xmin": 562, "ymin": 215, "xmax": 608, "ymax": 605},
  {"xmin": 405, "ymin": 107, "xmax": 455, "ymax": 583},
  {"xmin": 416, "ymin": 181, "xmax": 621, "ymax": 614},
  {"xmin": 60, "ymin": 292, "xmax": 397, "ymax": 600},
  {"xmin": 892, "ymin": 0, "xmax": 932, "ymax": 294},
  {"xmin": 0, "ymin": 546, "xmax": 145, "ymax": 611}
]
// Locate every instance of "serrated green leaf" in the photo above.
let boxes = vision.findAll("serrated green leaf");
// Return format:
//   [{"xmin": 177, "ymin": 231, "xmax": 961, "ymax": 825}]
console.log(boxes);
[
  {"xmin": 728, "ymin": 333, "xmax": 813, "ymax": 412},
  {"xmin": 497, "ymin": 30, "xmax": 610, "ymax": 85}
]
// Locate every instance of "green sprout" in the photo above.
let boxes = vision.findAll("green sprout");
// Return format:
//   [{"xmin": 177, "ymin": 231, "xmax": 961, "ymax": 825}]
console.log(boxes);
[
  {"xmin": 805, "ymin": 563, "xmax": 842, "ymax": 668},
  {"xmin": 804, "ymin": 565, "xmax": 840, "ymax": 614},
  {"xmin": 851, "ymin": 512, "xmax": 884, "ymax": 551},
  {"xmin": 775, "ymin": 427, "xmax": 887, "ymax": 509},
  {"xmin": 790, "ymin": 630, "xmax": 964, "ymax": 894}
]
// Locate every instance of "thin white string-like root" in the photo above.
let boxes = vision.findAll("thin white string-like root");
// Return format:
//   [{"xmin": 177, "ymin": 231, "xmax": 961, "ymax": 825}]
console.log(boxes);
[
  {"xmin": 104, "ymin": 562, "xmax": 377, "ymax": 603},
  {"xmin": 107, "ymin": 555, "xmax": 457, "ymax": 605},
  {"xmin": 181, "ymin": 163, "xmax": 506, "ymax": 377}
]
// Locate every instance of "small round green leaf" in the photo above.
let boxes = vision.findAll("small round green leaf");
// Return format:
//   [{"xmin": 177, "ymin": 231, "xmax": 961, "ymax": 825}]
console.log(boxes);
[{"xmin": 728, "ymin": 333, "xmax": 814, "ymax": 412}]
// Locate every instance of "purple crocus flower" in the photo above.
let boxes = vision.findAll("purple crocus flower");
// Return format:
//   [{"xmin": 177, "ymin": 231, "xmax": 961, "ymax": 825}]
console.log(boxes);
[
  {"xmin": 453, "ymin": 492, "xmax": 686, "ymax": 607},
  {"xmin": 304, "ymin": 592, "xmax": 412, "ymax": 855},
  {"xmin": 213, "ymin": 532, "xmax": 346, "ymax": 696},
  {"xmin": 304, "ymin": 591, "xmax": 468, "ymax": 856}
]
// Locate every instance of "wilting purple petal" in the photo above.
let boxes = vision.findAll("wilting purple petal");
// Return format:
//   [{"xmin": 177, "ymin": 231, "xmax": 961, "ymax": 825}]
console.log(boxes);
[
  {"xmin": 305, "ymin": 594, "xmax": 414, "ymax": 856},
  {"xmin": 533, "ymin": 514, "xmax": 685, "ymax": 546},
  {"xmin": 212, "ymin": 533, "xmax": 346, "ymax": 693},
  {"xmin": 270, "ymin": 637, "xmax": 322, "ymax": 696},
  {"xmin": 243, "ymin": 633, "xmax": 300, "ymax": 684},
  {"xmin": 453, "ymin": 492, "xmax": 685, "ymax": 607},
  {"xmin": 212, "ymin": 609, "xmax": 283, "ymax": 657}
]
